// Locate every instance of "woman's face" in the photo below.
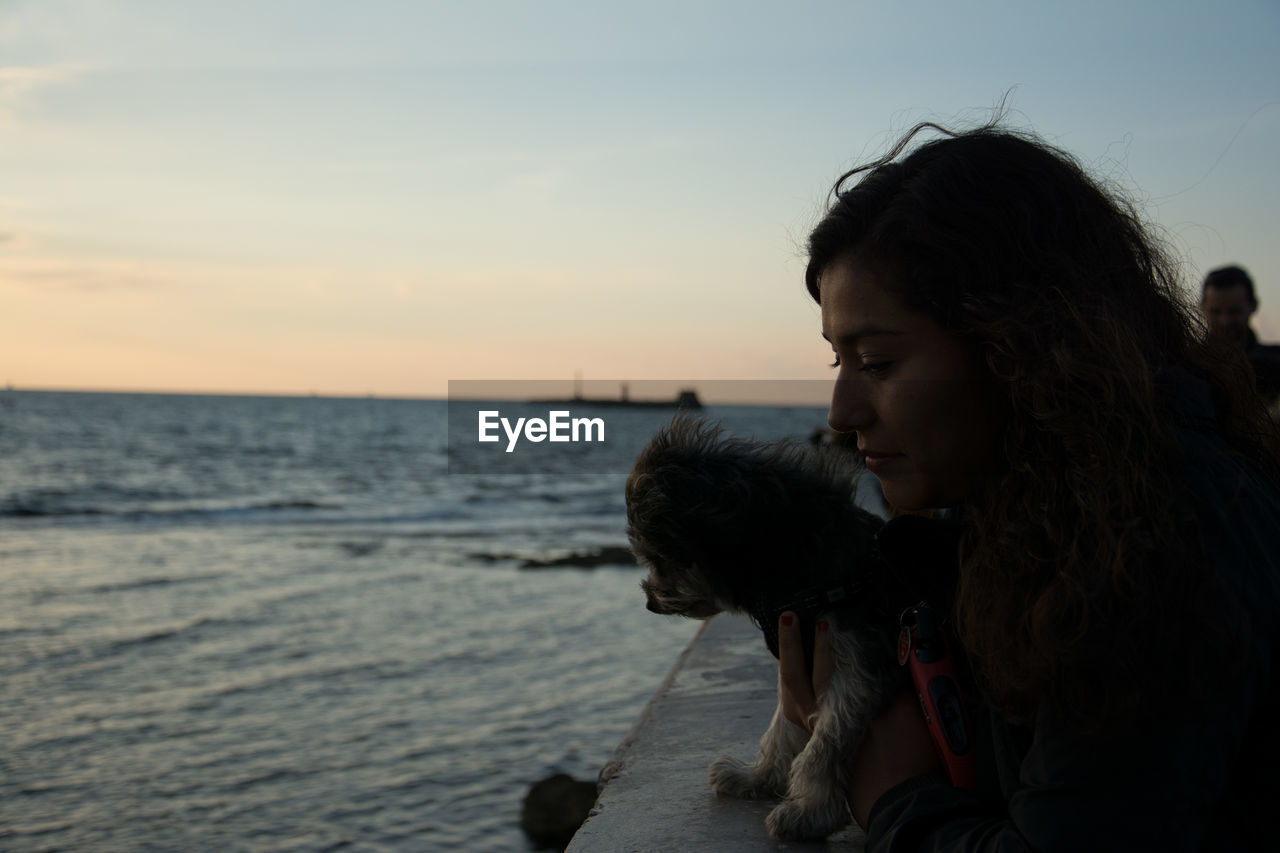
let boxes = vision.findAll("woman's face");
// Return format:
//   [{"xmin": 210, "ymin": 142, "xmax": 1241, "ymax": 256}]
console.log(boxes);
[{"xmin": 820, "ymin": 253, "xmax": 1004, "ymax": 510}]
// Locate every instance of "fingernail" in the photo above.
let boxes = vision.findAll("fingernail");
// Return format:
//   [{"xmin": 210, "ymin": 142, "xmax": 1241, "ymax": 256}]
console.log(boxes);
[
  {"xmin": 818, "ymin": 620, "xmax": 829, "ymax": 633},
  {"xmin": 780, "ymin": 613, "xmax": 793, "ymax": 627}
]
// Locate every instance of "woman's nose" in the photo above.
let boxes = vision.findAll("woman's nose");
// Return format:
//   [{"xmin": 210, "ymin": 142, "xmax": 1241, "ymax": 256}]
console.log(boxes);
[{"xmin": 827, "ymin": 376, "xmax": 872, "ymax": 434}]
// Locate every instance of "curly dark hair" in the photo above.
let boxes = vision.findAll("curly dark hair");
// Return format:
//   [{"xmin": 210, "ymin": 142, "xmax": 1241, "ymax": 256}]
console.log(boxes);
[{"xmin": 805, "ymin": 122, "xmax": 1280, "ymax": 729}]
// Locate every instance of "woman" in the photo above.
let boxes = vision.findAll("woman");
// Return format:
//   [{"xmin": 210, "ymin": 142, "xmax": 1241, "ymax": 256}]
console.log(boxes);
[{"xmin": 780, "ymin": 124, "xmax": 1280, "ymax": 851}]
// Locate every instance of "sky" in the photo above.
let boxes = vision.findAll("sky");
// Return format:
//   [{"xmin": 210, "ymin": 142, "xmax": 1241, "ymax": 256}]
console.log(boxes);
[{"xmin": 2, "ymin": 0, "xmax": 1278, "ymax": 400}]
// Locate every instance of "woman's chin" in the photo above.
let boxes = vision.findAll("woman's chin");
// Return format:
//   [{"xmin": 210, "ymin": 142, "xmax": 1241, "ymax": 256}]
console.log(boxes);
[
  {"xmin": 880, "ymin": 482, "xmax": 946, "ymax": 514},
  {"xmin": 880, "ymin": 482, "xmax": 923, "ymax": 512}
]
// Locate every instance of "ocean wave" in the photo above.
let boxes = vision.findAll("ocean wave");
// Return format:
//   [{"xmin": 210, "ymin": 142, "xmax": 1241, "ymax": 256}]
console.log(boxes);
[
  {"xmin": 10, "ymin": 616, "xmax": 255, "ymax": 669},
  {"xmin": 104, "ymin": 616, "xmax": 252, "ymax": 654},
  {"xmin": 0, "ymin": 498, "xmax": 343, "ymax": 523},
  {"xmin": 84, "ymin": 573, "xmax": 227, "ymax": 595},
  {"xmin": 198, "ymin": 658, "xmax": 392, "ymax": 702}
]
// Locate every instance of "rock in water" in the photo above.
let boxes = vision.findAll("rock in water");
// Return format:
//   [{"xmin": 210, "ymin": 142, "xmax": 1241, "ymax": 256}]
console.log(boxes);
[{"xmin": 521, "ymin": 773, "xmax": 599, "ymax": 850}]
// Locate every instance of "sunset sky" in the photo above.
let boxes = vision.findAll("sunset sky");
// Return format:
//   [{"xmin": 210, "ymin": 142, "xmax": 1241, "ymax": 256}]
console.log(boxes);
[{"xmin": 3, "ymin": 1, "xmax": 1278, "ymax": 399}]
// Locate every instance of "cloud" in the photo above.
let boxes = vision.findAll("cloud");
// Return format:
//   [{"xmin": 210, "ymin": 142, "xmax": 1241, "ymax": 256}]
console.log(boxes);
[
  {"xmin": 0, "ymin": 255, "xmax": 167, "ymax": 292},
  {"xmin": 0, "ymin": 232, "xmax": 176, "ymax": 291},
  {"xmin": 0, "ymin": 64, "xmax": 83, "ymax": 114}
]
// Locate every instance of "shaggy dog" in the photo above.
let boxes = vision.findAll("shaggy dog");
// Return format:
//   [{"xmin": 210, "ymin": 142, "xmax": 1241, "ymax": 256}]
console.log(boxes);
[{"xmin": 625, "ymin": 417, "xmax": 918, "ymax": 841}]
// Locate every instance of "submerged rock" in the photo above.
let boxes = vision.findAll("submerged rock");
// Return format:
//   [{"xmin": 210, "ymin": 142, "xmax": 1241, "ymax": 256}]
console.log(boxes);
[
  {"xmin": 469, "ymin": 545, "xmax": 638, "ymax": 570},
  {"xmin": 519, "ymin": 546, "xmax": 636, "ymax": 570},
  {"xmin": 521, "ymin": 773, "xmax": 599, "ymax": 850}
]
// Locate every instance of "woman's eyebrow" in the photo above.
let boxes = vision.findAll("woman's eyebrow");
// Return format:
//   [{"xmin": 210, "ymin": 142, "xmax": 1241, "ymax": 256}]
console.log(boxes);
[{"xmin": 821, "ymin": 324, "xmax": 903, "ymax": 347}]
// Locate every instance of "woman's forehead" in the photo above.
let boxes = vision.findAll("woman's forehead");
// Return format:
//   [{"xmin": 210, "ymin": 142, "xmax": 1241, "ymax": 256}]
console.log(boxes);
[{"xmin": 819, "ymin": 257, "xmax": 908, "ymax": 326}]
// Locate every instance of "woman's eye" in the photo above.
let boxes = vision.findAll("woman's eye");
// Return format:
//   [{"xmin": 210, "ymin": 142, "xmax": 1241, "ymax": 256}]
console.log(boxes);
[
  {"xmin": 858, "ymin": 361, "xmax": 892, "ymax": 376},
  {"xmin": 829, "ymin": 355, "xmax": 841, "ymax": 368}
]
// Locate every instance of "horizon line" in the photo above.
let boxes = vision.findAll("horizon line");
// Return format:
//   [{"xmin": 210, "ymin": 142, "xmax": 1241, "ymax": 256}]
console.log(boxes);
[{"xmin": 5, "ymin": 384, "xmax": 834, "ymax": 408}]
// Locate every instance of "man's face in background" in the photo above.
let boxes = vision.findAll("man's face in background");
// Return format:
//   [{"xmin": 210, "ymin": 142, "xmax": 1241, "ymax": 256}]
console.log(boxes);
[{"xmin": 1201, "ymin": 284, "xmax": 1257, "ymax": 346}]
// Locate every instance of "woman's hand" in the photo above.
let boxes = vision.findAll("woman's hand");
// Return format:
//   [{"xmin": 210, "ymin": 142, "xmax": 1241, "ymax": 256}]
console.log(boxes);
[{"xmin": 777, "ymin": 611, "xmax": 942, "ymax": 829}]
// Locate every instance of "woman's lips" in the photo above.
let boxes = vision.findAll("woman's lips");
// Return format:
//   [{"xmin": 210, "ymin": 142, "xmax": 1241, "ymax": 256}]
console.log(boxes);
[{"xmin": 860, "ymin": 450, "xmax": 902, "ymax": 475}]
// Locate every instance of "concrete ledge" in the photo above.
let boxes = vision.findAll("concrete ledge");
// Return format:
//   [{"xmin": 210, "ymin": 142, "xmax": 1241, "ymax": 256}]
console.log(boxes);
[{"xmin": 567, "ymin": 613, "xmax": 866, "ymax": 852}]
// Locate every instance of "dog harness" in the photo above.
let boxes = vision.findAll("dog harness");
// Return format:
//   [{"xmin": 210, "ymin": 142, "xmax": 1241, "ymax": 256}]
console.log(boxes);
[{"xmin": 747, "ymin": 581, "xmax": 868, "ymax": 674}]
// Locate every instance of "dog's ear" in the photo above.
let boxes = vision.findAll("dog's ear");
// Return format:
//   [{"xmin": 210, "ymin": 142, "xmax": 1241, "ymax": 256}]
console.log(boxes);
[{"xmin": 627, "ymin": 477, "xmax": 724, "ymax": 573}]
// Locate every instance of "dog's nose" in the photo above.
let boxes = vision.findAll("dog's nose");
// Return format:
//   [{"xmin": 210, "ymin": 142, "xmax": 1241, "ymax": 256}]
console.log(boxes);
[{"xmin": 646, "ymin": 597, "xmax": 670, "ymax": 614}]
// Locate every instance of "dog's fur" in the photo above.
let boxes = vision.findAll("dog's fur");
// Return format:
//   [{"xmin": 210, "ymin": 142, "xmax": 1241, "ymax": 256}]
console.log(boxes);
[{"xmin": 625, "ymin": 417, "xmax": 912, "ymax": 841}]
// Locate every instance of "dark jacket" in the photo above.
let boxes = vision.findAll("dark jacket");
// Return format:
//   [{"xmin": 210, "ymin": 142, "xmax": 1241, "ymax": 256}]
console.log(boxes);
[
  {"xmin": 867, "ymin": 370, "xmax": 1280, "ymax": 851},
  {"xmin": 1243, "ymin": 329, "xmax": 1280, "ymax": 404}
]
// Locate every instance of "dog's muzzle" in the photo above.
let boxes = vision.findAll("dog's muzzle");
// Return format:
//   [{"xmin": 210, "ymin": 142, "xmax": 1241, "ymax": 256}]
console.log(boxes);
[{"xmin": 646, "ymin": 597, "xmax": 676, "ymax": 614}]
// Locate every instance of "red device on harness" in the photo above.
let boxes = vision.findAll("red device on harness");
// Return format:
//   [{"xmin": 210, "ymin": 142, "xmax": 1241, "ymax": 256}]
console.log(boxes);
[{"xmin": 897, "ymin": 601, "xmax": 977, "ymax": 791}]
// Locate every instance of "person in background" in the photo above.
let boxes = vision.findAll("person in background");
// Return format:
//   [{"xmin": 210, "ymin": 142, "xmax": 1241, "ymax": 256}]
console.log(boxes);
[
  {"xmin": 780, "ymin": 123, "xmax": 1280, "ymax": 851},
  {"xmin": 1200, "ymin": 264, "xmax": 1280, "ymax": 405}
]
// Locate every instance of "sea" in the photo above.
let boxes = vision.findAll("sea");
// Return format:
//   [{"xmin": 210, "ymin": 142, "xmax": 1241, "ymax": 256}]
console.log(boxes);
[{"xmin": 0, "ymin": 390, "xmax": 831, "ymax": 852}]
